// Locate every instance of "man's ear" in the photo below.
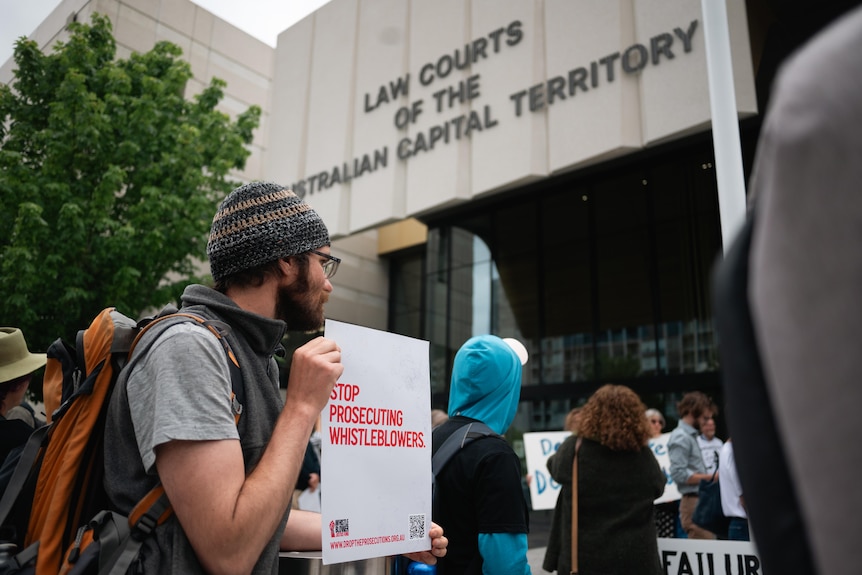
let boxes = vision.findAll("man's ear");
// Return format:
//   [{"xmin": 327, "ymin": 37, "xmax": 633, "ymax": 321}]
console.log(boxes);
[{"xmin": 278, "ymin": 257, "xmax": 299, "ymax": 280}]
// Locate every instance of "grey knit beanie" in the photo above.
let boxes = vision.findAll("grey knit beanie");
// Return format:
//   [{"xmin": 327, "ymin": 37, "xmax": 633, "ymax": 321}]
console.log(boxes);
[{"xmin": 207, "ymin": 181, "xmax": 330, "ymax": 282}]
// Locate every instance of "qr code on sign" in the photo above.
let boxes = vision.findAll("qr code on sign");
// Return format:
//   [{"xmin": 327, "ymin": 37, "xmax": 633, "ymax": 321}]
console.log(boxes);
[
  {"xmin": 332, "ymin": 518, "xmax": 349, "ymax": 537},
  {"xmin": 408, "ymin": 514, "xmax": 426, "ymax": 540}
]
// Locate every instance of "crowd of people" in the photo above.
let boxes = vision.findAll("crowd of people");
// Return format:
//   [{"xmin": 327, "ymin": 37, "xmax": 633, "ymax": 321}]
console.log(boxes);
[
  {"xmin": 429, "ymin": 366, "xmax": 750, "ymax": 575},
  {"xmin": 1, "ymin": 317, "xmax": 742, "ymax": 575}
]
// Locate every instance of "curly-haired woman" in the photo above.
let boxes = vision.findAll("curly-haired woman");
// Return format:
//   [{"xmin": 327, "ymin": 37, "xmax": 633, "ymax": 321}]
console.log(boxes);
[{"xmin": 542, "ymin": 384, "xmax": 665, "ymax": 575}]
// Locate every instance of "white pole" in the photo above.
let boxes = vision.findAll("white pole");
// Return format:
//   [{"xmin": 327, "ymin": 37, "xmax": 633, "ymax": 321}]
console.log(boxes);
[{"xmin": 701, "ymin": 0, "xmax": 748, "ymax": 253}]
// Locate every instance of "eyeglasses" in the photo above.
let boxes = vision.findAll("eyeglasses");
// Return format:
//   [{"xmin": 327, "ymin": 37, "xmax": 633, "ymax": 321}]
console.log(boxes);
[
  {"xmin": 308, "ymin": 249, "xmax": 341, "ymax": 279},
  {"xmin": 650, "ymin": 419, "xmax": 664, "ymax": 425}
]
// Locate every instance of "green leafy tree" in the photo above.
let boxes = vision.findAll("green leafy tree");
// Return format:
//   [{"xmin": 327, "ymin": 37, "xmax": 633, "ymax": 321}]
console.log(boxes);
[{"xmin": 0, "ymin": 14, "xmax": 261, "ymax": 351}]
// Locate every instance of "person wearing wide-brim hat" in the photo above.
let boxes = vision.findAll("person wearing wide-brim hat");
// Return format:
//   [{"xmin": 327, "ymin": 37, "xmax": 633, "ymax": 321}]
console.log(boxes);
[{"xmin": 0, "ymin": 327, "xmax": 47, "ymax": 465}]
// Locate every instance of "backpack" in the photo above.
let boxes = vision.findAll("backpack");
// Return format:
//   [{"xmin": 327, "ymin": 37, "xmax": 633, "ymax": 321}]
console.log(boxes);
[
  {"xmin": 691, "ymin": 470, "xmax": 729, "ymax": 538},
  {"xmin": 0, "ymin": 306, "xmax": 244, "ymax": 575}
]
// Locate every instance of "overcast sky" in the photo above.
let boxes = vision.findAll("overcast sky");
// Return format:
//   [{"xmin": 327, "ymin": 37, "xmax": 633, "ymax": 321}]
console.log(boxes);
[{"xmin": 0, "ymin": 0, "xmax": 332, "ymax": 66}]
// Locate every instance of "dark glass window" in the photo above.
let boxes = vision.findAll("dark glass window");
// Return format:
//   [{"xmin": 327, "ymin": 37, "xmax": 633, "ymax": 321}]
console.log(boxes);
[
  {"xmin": 388, "ymin": 135, "xmax": 733, "ymax": 410},
  {"xmin": 389, "ymin": 246, "xmax": 424, "ymax": 339},
  {"xmin": 540, "ymin": 186, "xmax": 592, "ymax": 384},
  {"xmin": 650, "ymin": 154, "xmax": 722, "ymax": 374},
  {"xmin": 593, "ymin": 172, "xmax": 655, "ymax": 380}
]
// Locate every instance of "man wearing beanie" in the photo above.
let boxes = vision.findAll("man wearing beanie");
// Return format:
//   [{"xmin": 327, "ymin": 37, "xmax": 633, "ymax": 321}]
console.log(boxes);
[{"xmin": 104, "ymin": 182, "xmax": 447, "ymax": 574}]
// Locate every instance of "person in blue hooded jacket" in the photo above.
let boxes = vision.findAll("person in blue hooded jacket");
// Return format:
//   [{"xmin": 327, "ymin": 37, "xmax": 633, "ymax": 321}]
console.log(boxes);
[{"xmin": 431, "ymin": 335, "xmax": 531, "ymax": 575}]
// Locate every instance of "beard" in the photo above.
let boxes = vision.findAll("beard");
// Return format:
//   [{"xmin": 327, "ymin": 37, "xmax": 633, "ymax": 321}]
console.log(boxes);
[{"xmin": 275, "ymin": 270, "xmax": 327, "ymax": 332}]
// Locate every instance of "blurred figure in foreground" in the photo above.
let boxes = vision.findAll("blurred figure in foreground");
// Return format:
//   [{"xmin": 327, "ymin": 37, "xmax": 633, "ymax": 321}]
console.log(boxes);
[
  {"xmin": 543, "ymin": 384, "xmax": 664, "ymax": 575},
  {"xmin": 713, "ymin": 6, "xmax": 862, "ymax": 573}
]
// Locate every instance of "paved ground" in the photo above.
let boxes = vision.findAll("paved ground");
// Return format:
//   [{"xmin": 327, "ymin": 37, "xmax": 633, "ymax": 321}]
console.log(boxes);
[
  {"xmin": 528, "ymin": 509, "xmax": 552, "ymax": 574},
  {"xmin": 528, "ymin": 546, "xmax": 548, "ymax": 574}
]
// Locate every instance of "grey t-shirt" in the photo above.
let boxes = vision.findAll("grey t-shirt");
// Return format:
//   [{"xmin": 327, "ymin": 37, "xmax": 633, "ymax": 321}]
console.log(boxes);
[{"xmin": 127, "ymin": 322, "xmax": 240, "ymax": 473}]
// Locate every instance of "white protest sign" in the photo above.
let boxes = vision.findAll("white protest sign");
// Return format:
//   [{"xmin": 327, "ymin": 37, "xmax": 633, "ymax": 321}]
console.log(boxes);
[
  {"xmin": 523, "ymin": 431, "xmax": 571, "ymax": 510},
  {"xmin": 321, "ymin": 320, "xmax": 431, "ymax": 565},
  {"xmin": 650, "ymin": 432, "xmax": 681, "ymax": 504},
  {"xmin": 657, "ymin": 538, "xmax": 762, "ymax": 575}
]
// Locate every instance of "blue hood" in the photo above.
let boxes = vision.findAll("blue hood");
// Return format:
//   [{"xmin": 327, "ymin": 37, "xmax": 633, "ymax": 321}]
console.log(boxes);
[{"xmin": 447, "ymin": 335, "xmax": 522, "ymax": 435}]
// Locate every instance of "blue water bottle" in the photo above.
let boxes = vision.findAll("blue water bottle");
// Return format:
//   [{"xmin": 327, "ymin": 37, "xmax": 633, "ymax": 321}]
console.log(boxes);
[{"xmin": 407, "ymin": 562, "xmax": 437, "ymax": 574}]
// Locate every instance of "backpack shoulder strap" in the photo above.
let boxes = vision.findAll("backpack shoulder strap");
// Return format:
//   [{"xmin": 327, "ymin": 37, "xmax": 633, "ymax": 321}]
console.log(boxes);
[
  {"xmin": 132, "ymin": 309, "xmax": 245, "ymax": 421},
  {"xmin": 0, "ymin": 425, "xmax": 48, "ymax": 530},
  {"xmin": 432, "ymin": 421, "xmax": 499, "ymax": 478},
  {"xmin": 431, "ymin": 421, "xmax": 500, "ymax": 512},
  {"xmin": 97, "ymin": 486, "xmax": 172, "ymax": 575}
]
